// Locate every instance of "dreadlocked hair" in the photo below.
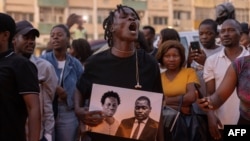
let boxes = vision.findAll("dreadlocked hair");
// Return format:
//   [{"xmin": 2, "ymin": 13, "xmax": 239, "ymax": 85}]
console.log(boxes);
[{"xmin": 102, "ymin": 4, "xmax": 140, "ymax": 47}]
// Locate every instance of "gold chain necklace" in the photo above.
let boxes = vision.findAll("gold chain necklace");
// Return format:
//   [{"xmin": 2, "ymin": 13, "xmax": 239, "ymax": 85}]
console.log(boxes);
[{"xmin": 112, "ymin": 47, "xmax": 135, "ymax": 55}]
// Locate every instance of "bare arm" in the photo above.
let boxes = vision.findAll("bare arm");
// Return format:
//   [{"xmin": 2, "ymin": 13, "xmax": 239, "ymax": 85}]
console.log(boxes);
[
  {"xmin": 197, "ymin": 65, "xmax": 237, "ymax": 110},
  {"xmin": 182, "ymin": 83, "xmax": 196, "ymax": 106},
  {"xmin": 66, "ymin": 13, "xmax": 80, "ymax": 29},
  {"xmin": 23, "ymin": 94, "xmax": 41, "ymax": 141},
  {"xmin": 74, "ymin": 88, "xmax": 103, "ymax": 127},
  {"xmin": 165, "ymin": 83, "xmax": 196, "ymax": 105},
  {"xmin": 204, "ymin": 76, "xmax": 222, "ymax": 139},
  {"xmin": 74, "ymin": 88, "xmax": 85, "ymax": 118},
  {"xmin": 210, "ymin": 65, "xmax": 237, "ymax": 109},
  {"xmin": 206, "ymin": 79, "xmax": 216, "ymax": 96}
]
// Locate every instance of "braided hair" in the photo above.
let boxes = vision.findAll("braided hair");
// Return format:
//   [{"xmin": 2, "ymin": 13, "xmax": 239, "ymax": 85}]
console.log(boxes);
[{"xmin": 102, "ymin": 4, "xmax": 140, "ymax": 47}]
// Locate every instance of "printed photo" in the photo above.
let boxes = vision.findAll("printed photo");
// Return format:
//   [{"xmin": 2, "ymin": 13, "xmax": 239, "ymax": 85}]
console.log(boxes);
[{"xmin": 88, "ymin": 83, "xmax": 163, "ymax": 141}]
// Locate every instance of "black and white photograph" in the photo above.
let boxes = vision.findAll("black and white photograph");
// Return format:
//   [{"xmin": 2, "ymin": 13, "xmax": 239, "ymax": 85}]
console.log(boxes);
[{"xmin": 88, "ymin": 83, "xmax": 163, "ymax": 141}]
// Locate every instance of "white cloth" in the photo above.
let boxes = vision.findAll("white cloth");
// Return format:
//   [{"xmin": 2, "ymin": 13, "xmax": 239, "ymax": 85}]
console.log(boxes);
[
  {"xmin": 30, "ymin": 55, "xmax": 58, "ymax": 139},
  {"xmin": 203, "ymin": 47, "xmax": 249, "ymax": 127}
]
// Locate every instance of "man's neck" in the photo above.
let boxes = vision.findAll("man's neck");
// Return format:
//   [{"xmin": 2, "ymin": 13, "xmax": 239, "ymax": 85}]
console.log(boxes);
[
  {"xmin": 112, "ymin": 41, "xmax": 135, "ymax": 58},
  {"xmin": 15, "ymin": 50, "xmax": 31, "ymax": 59},
  {"xmin": 147, "ymin": 44, "xmax": 154, "ymax": 52},
  {"xmin": 224, "ymin": 45, "xmax": 243, "ymax": 61},
  {"xmin": 54, "ymin": 48, "xmax": 67, "ymax": 61},
  {"xmin": 205, "ymin": 44, "xmax": 219, "ymax": 50}
]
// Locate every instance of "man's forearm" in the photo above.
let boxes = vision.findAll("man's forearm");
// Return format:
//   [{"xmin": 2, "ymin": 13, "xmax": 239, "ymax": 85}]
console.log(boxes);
[
  {"xmin": 210, "ymin": 93, "xmax": 224, "ymax": 110},
  {"xmin": 28, "ymin": 106, "xmax": 41, "ymax": 141}
]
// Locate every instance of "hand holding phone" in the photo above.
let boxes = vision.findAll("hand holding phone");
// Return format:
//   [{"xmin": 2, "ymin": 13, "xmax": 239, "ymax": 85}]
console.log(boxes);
[{"xmin": 190, "ymin": 41, "xmax": 201, "ymax": 53}]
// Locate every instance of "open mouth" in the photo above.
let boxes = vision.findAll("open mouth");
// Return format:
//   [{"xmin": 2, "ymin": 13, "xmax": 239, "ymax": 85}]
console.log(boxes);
[
  {"xmin": 52, "ymin": 41, "xmax": 59, "ymax": 45},
  {"xmin": 222, "ymin": 39, "xmax": 231, "ymax": 42},
  {"xmin": 129, "ymin": 22, "xmax": 137, "ymax": 31}
]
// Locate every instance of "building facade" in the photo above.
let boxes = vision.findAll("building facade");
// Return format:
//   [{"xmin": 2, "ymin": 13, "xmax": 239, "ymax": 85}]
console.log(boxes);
[{"xmin": 1, "ymin": 0, "xmax": 249, "ymax": 55}]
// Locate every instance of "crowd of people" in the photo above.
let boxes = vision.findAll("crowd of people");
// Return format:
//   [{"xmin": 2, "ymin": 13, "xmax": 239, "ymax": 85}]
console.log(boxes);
[{"xmin": 1, "ymin": 1, "xmax": 250, "ymax": 141}]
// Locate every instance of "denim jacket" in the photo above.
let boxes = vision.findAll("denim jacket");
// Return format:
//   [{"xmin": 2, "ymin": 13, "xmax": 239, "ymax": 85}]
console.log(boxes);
[{"xmin": 41, "ymin": 52, "xmax": 84, "ymax": 109}]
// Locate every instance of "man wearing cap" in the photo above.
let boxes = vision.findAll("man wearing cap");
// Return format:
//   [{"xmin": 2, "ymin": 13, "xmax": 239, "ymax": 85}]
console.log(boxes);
[
  {"xmin": 13, "ymin": 20, "xmax": 58, "ymax": 141},
  {"xmin": 215, "ymin": 2, "xmax": 236, "ymax": 45},
  {"xmin": 215, "ymin": 2, "xmax": 235, "ymax": 26},
  {"xmin": 0, "ymin": 13, "xmax": 41, "ymax": 141}
]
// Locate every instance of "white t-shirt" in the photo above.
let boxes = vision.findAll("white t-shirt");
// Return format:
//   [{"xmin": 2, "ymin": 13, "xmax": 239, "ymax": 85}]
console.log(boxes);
[
  {"xmin": 203, "ymin": 46, "xmax": 249, "ymax": 127},
  {"xmin": 58, "ymin": 60, "xmax": 66, "ymax": 85}
]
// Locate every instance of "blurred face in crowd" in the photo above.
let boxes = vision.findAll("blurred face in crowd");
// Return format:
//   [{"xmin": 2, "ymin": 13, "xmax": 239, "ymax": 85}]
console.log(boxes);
[
  {"xmin": 13, "ymin": 31, "xmax": 36, "ymax": 58},
  {"xmin": 50, "ymin": 27, "xmax": 69, "ymax": 51},
  {"xmin": 163, "ymin": 47, "xmax": 182, "ymax": 71},
  {"xmin": 143, "ymin": 28, "xmax": 154, "ymax": 46},
  {"xmin": 240, "ymin": 33, "xmax": 250, "ymax": 48},
  {"xmin": 219, "ymin": 19, "xmax": 241, "ymax": 48},
  {"xmin": 199, "ymin": 24, "xmax": 217, "ymax": 49}
]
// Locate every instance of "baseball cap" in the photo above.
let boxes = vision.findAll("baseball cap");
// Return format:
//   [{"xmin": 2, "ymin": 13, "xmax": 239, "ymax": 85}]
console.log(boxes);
[
  {"xmin": 215, "ymin": 2, "xmax": 235, "ymax": 24},
  {"xmin": 15, "ymin": 20, "xmax": 40, "ymax": 37}
]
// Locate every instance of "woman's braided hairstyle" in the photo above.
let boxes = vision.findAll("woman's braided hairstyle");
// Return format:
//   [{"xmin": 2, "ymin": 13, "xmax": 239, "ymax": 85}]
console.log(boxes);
[{"xmin": 102, "ymin": 4, "xmax": 140, "ymax": 47}]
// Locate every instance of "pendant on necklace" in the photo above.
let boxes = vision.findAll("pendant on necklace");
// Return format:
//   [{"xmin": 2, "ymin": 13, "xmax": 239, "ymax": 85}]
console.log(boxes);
[{"xmin": 135, "ymin": 83, "xmax": 142, "ymax": 89}]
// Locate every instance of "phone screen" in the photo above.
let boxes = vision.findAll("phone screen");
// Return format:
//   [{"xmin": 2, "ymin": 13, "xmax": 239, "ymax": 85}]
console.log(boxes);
[{"xmin": 190, "ymin": 41, "xmax": 201, "ymax": 53}]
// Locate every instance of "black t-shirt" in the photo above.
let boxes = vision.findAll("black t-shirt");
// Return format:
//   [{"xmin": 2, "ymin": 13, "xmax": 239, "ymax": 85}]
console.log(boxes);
[
  {"xmin": 0, "ymin": 50, "xmax": 39, "ymax": 141},
  {"xmin": 76, "ymin": 49, "xmax": 163, "ymax": 101}
]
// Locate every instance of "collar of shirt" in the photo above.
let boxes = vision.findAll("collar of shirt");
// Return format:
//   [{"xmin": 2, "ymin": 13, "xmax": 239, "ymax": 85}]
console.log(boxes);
[
  {"xmin": 219, "ymin": 45, "xmax": 249, "ymax": 58},
  {"xmin": 135, "ymin": 118, "xmax": 149, "ymax": 124},
  {"xmin": 0, "ymin": 50, "xmax": 14, "ymax": 59}
]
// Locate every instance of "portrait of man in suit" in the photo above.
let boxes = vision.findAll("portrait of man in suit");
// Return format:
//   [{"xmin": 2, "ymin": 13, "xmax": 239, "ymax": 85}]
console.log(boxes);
[{"xmin": 115, "ymin": 96, "xmax": 159, "ymax": 141}]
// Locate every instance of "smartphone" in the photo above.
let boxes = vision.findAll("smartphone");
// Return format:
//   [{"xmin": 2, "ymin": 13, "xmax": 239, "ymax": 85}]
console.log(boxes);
[
  {"xmin": 190, "ymin": 41, "xmax": 201, "ymax": 53},
  {"xmin": 194, "ymin": 83, "xmax": 203, "ymax": 98}
]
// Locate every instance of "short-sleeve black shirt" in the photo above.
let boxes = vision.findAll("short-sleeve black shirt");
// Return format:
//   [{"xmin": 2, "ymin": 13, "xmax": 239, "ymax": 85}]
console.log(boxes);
[
  {"xmin": 76, "ymin": 49, "xmax": 163, "ymax": 100},
  {"xmin": 0, "ymin": 50, "xmax": 40, "ymax": 141}
]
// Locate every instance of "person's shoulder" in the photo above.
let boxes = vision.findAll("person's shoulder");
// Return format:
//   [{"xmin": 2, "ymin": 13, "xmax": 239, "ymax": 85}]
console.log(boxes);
[
  {"xmin": 87, "ymin": 49, "xmax": 110, "ymax": 62},
  {"xmin": 10, "ymin": 53, "xmax": 33, "ymax": 65},
  {"xmin": 67, "ymin": 53, "xmax": 80, "ymax": 63},
  {"xmin": 31, "ymin": 55, "xmax": 50, "ymax": 65},
  {"xmin": 121, "ymin": 117, "xmax": 134, "ymax": 122},
  {"xmin": 8, "ymin": 54, "xmax": 37, "ymax": 73},
  {"xmin": 148, "ymin": 118, "xmax": 159, "ymax": 127},
  {"xmin": 137, "ymin": 49, "xmax": 158, "ymax": 63},
  {"xmin": 206, "ymin": 48, "xmax": 224, "ymax": 61},
  {"xmin": 184, "ymin": 67, "xmax": 196, "ymax": 73},
  {"xmin": 40, "ymin": 51, "xmax": 53, "ymax": 59}
]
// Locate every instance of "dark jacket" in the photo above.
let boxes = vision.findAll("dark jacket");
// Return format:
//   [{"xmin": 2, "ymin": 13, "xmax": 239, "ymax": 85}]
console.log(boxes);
[{"xmin": 115, "ymin": 117, "xmax": 159, "ymax": 141}]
